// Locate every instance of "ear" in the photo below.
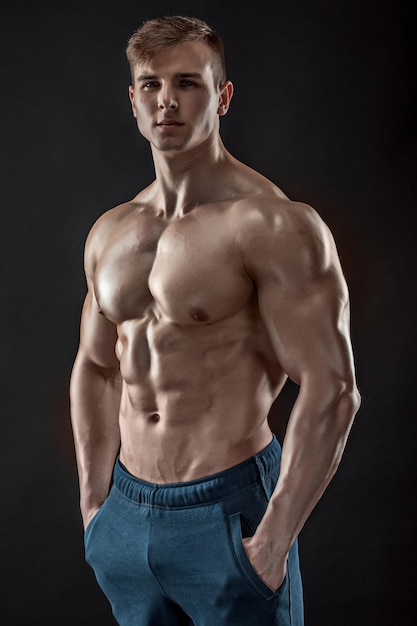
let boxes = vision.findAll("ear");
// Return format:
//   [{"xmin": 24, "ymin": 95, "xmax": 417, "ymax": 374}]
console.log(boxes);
[
  {"xmin": 128, "ymin": 85, "xmax": 137, "ymax": 118},
  {"xmin": 217, "ymin": 80, "xmax": 234, "ymax": 116}
]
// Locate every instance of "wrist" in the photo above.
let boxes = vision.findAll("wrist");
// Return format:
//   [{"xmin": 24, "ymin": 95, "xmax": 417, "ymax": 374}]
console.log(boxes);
[
  {"xmin": 256, "ymin": 501, "xmax": 295, "ymax": 557},
  {"xmin": 254, "ymin": 524, "xmax": 291, "ymax": 561}
]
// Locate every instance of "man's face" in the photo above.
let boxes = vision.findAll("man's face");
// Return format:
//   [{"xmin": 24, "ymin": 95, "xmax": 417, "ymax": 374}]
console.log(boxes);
[{"xmin": 129, "ymin": 41, "xmax": 231, "ymax": 153}]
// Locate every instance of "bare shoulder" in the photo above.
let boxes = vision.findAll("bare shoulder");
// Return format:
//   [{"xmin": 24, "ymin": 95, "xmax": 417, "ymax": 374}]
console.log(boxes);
[
  {"xmin": 83, "ymin": 201, "xmax": 137, "ymax": 279},
  {"xmin": 235, "ymin": 189, "xmax": 330, "ymax": 243},
  {"xmin": 233, "ymin": 189, "xmax": 342, "ymax": 285}
]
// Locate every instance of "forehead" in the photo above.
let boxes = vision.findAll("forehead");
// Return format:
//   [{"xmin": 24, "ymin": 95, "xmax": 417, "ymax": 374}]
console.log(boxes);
[{"xmin": 133, "ymin": 41, "xmax": 216, "ymax": 79}]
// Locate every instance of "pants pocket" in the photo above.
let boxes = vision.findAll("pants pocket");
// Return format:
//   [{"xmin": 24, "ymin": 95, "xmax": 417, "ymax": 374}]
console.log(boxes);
[
  {"xmin": 227, "ymin": 512, "xmax": 287, "ymax": 600},
  {"xmin": 84, "ymin": 489, "xmax": 113, "ymax": 551}
]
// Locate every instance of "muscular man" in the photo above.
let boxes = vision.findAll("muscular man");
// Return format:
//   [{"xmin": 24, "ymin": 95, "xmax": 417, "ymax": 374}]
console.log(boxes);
[{"xmin": 70, "ymin": 16, "xmax": 360, "ymax": 626}]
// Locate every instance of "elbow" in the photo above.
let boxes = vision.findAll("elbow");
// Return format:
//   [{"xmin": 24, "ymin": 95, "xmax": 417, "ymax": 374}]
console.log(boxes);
[
  {"xmin": 334, "ymin": 380, "xmax": 361, "ymax": 435},
  {"xmin": 352, "ymin": 385, "xmax": 361, "ymax": 415},
  {"xmin": 345, "ymin": 380, "xmax": 361, "ymax": 416},
  {"xmin": 305, "ymin": 370, "xmax": 361, "ymax": 424}
]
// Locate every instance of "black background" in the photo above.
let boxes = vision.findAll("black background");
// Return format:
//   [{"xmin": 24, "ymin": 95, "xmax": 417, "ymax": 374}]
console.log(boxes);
[{"xmin": 1, "ymin": 0, "xmax": 415, "ymax": 624}]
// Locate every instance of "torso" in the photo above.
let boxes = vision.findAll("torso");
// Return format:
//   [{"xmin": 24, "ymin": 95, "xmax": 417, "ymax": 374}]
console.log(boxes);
[{"xmin": 91, "ymin": 185, "xmax": 288, "ymax": 483}]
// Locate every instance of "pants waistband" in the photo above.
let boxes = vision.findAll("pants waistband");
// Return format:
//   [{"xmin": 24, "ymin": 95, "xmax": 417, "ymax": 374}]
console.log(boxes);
[{"xmin": 113, "ymin": 436, "xmax": 281, "ymax": 508}]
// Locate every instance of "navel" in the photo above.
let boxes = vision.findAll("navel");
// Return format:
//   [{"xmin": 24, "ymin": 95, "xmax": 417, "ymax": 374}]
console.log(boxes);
[
  {"xmin": 189, "ymin": 308, "xmax": 209, "ymax": 323},
  {"xmin": 149, "ymin": 413, "xmax": 161, "ymax": 424}
]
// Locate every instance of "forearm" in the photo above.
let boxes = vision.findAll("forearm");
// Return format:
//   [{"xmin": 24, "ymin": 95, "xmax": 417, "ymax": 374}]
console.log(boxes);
[
  {"xmin": 259, "ymin": 380, "xmax": 360, "ymax": 555},
  {"xmin": 70, "ymin": 352, "xmax": 122, "ymax": 526}
]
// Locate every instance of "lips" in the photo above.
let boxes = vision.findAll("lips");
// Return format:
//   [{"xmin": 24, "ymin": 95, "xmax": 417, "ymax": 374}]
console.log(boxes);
[{"xmin": 156, "ymin": 119, "xmax": 184, "ymax": 126}]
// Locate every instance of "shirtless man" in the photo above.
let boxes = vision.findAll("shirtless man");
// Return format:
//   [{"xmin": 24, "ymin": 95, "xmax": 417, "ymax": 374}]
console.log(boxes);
[{"xmin": 70, "ymin": 16, "xmax": 360, "ymax": 626}]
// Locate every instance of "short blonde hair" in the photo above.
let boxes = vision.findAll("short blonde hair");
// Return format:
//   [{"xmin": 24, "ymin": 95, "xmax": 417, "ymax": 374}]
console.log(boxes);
[{"xmin": 126, "ymin": 16, "xmax": 227, "ymax": 86}]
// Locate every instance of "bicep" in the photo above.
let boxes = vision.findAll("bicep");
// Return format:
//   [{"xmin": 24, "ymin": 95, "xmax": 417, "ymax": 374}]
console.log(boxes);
[
  {"xmin": 77, "ymin": 288, "xmax": 120, "ymax": 373},
  {"xmin": 240, "ymin": 202, "xmax": 356, "ymax": 387},
  {"xmin": 257, "ymin": 266, "xmax": 354, "ymax": 387}
]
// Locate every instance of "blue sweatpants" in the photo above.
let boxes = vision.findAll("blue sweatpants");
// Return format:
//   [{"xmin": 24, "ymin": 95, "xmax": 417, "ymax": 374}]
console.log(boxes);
[{"xmin": 84, "ymin": 436, "xmax": 304, "ymax": 625}]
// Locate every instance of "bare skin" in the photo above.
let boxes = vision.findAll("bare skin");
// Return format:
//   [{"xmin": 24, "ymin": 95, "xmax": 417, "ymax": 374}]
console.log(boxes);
[{"xmin": 70, "ymin": 41, "xmax": 361, "ymax": 593}]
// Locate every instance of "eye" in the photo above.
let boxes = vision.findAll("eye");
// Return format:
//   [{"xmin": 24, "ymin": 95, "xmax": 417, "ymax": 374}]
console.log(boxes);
[
  {"xmin": 142, "ymin": 81, "xmax": 160, "ymax": 89},
  {"xmin": 179, "ymin": 79, "xmax": 195, "ymax": 88}
]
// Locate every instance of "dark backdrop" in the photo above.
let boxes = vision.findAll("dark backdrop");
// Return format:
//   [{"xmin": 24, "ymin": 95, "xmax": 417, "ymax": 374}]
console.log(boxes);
[{"xmin": 1, "ymin": 0, "xmax": 415, "ymax": 624}]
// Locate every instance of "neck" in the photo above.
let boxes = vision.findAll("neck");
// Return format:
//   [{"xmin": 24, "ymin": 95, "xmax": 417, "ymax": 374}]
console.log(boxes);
[{"xmin": 150, "ymin": 134, "xmax": 231, "ymax": 218}]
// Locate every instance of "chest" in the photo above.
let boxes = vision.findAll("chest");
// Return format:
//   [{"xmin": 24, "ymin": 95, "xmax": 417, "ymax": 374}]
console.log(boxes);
[
  {"xmin": 149, "ymin": 214, "xmax": 253, "ymax": 324},
  {"xmin": 94, "ymin": 210, "xmax": 253, "ymax": 325}
]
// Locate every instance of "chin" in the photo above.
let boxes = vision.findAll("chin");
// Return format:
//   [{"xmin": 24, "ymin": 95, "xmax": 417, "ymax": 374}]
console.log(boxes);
[{"xmin": 154, "ymin": 140, "xmax": 190, "ymax": 153}]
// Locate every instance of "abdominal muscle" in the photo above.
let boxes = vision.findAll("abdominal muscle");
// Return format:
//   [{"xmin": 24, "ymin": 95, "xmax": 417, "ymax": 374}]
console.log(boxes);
[{"xmin": 117, "ymin": 308, "xmax": 285, "ymax": 484}]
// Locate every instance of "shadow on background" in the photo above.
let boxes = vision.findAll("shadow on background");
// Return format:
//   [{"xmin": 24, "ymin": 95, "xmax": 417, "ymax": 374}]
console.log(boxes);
[{"xmin": 1, "ymin": 0, "xmax": 415, "ymax": 623}]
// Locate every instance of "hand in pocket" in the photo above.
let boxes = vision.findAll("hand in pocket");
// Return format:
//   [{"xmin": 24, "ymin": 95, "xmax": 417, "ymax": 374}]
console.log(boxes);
[{"xmin": 242, "ymin": 535, "xmax": 287, "ymax": 593}]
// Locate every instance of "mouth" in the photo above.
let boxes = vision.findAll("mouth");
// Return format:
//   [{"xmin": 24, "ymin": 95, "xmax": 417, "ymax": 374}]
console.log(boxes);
[{"xmin": 156, "ymin": 120, "xmax": 184, "ymax": 127}]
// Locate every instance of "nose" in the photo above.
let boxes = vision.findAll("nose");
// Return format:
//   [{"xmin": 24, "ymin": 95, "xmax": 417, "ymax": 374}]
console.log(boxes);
[{"xmin": 158, "ymin": 85, "xmax": 178, "ymax": 111}]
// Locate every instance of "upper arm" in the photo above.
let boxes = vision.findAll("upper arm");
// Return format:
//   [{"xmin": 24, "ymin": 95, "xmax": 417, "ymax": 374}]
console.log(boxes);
[
  {"xmin": 77, "ymin": 288, "xmax": 120, "ymax": 373},
  {"xmin": 237, "ymin": 201, "xmax": 357, "ymax": 389},
  {"xmin": 76, "ymin": 222, "xmax": 120, "ymax": 375}
]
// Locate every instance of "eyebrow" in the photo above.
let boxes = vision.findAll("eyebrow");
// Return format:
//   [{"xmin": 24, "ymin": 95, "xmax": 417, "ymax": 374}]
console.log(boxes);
[{"xmin": 137, "ymin": 72, "xmax": 203, "ymax": 82}]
